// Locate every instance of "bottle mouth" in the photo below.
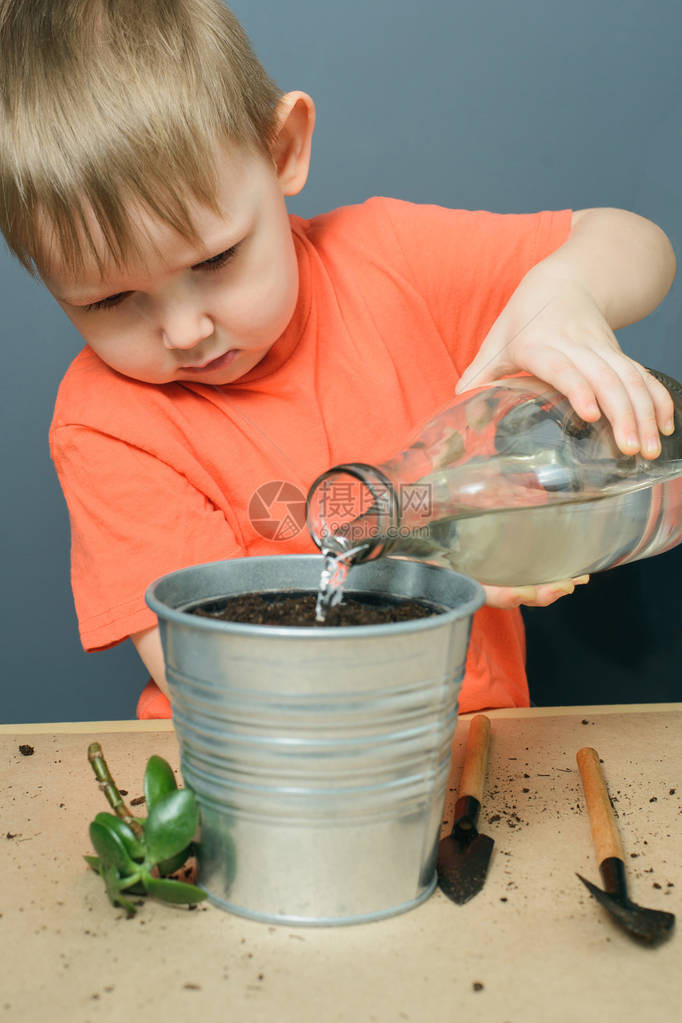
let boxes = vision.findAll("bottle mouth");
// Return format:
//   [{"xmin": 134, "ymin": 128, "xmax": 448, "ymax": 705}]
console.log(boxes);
[{"xmin": 306, "ymin": 463, "xmax": 400, "ymax": 560}]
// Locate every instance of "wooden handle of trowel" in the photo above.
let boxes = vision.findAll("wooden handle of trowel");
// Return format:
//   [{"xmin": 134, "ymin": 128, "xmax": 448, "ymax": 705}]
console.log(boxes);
[
  {"xmin": 576, "ymin": 747, "xmax": 625, "ymax": 864},
  {"xmin": 458, "ymin": 715, "xmax": 491, "ymax": 802}
]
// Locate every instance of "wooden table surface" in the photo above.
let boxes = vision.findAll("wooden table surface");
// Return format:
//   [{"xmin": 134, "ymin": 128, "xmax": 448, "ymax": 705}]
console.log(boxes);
[{"xmin": 1, "ymin": 705, "xmax": 680, "ymax": 1023}]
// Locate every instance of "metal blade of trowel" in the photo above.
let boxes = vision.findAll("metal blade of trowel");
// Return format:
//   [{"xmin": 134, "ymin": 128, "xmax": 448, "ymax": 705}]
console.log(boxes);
[{"xmin": 437, "ymin": 714, "xmax": 495, "ymax": 904}]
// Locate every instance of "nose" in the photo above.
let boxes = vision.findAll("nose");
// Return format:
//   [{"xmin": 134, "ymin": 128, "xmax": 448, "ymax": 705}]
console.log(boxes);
[
  {"xmin": 132, "ymin": 282, "xmax": 215, "ymax": 351},
  {"xmin": 161, "ymin": 308, "xmax": 214, "ymax": 351},
  {"xmin": 141, "ymin": 285, "xmax": 215, "ymax": 351},
  {"xmin": 162, "ymin": 320, "xmax": 214, "ymax": 350}
]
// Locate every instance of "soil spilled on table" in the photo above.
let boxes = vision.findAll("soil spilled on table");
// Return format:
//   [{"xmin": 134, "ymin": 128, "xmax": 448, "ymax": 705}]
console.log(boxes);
[{"xmin": 187, "ymin": 590, "xmax": 443, "ymax": 627}]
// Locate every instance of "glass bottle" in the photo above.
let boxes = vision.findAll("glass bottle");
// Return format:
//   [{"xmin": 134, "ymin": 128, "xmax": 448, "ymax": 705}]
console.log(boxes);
[{"xmin": 306, "ymin": 368, "xmax": 682, "ymax": 586}]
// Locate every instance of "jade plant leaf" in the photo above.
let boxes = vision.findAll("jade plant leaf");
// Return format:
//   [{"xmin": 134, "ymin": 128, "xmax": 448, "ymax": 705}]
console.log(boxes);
[
  {"xmin": 156, "ymin": 849, "xmax": 192, "ymax": 876},
  {"xmin": 94, "ymin": 812, "xmax": 146, "ymax": 861},
  {"xmin": 144, "ymin": 788, "xmax": 198, "ymax": 864},
  {"xmin": 144, "ymin": 876, "xmax": 208, "ymax": 905},
  {"xmin": 144, "ymin": 755, "xmax": 178, "ymax": 809},
  {"xmin": 89, "ymin": 820, "xmax": 136, "ymax": 876}
]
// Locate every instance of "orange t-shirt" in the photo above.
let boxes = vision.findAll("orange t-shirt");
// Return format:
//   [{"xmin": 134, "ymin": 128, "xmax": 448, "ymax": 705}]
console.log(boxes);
[{"xmin": 49, "ymin": 197, "xmax": 572, "ymax": 717}]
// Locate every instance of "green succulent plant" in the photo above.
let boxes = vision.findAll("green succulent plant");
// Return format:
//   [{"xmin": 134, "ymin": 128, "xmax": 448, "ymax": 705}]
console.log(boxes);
[{"xmin": 85, "ymin": 743, "xmax": 207, "ymax": 917}]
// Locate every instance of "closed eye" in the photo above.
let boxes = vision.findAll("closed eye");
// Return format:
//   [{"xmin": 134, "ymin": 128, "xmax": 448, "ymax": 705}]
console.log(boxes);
[
  {"xmin": 196, "ymin": 245, "xmax": 239, "ymax": 271},
  {"xmin": 83, "ymin": 291, "xmax": 130, "ymax": 312},
  {"xmin": 81, "ymin": 244, "xmax": 240, "ymax": 312}
]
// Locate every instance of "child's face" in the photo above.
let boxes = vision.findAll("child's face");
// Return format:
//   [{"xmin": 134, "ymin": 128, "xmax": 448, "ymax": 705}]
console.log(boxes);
[{"xmin": 44, "ymin": 143, "xmax": 300, "ymax": 386}]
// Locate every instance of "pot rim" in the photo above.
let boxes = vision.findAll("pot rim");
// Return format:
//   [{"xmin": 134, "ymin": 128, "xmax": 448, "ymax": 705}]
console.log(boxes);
[{"xmin": 145, "ymin": 554, "xmax": 484, "ymax": 640}]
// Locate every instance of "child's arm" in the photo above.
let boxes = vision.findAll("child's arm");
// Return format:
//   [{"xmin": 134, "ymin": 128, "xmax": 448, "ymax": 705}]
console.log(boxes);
[
  {"xmin": 456, "ymin": 207, "xmax": 677, "ymax": 460},
  {"xmin": 457, "ymin": 207, "xmax": 676, "ymax": 609},
  {"xmin": 131, "ymin": 626, "xmax": 170, "ymax": 699}
]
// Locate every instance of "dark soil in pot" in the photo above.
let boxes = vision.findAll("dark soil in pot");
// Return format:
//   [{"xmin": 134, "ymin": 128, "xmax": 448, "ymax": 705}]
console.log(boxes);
[{"xmin": 187, "ymin": 590, "xmax": 444, "ymax": 627}]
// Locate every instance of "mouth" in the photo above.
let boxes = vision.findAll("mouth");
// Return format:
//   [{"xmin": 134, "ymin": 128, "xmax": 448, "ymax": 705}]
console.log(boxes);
[{"xmin": 179, "ymin": 349, "xmax": 240, "ymax": 373}]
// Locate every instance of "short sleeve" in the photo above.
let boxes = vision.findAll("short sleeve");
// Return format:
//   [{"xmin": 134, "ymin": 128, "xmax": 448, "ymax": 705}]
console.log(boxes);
[
  {"xmin": 51, "ymin": 424, "xmax": 244, "ymax": 650},
  {"xmin": 373, "ymin": 199, "xmax": 573, "ymax": 371}
]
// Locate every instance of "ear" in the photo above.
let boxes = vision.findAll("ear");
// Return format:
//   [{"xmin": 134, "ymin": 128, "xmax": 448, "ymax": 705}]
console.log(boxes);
[{"xmin": 271, "ymin": 91, "xmax": 316, "ymax": 196}]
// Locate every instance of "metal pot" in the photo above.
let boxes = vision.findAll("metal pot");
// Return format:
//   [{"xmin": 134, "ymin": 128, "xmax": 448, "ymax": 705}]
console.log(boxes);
[{"xmin": 146, "ymin": 554, "xmax": 483, "ymax": 925}]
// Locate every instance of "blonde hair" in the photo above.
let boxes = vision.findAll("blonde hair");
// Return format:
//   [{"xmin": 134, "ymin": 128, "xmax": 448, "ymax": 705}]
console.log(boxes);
[{"xmin": 0, "ymin": 0, "xmax": 282, "ymax": 279}]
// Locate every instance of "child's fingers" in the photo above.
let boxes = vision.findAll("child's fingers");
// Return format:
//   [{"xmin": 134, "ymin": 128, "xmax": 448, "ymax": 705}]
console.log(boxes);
[
  {"xmin": 584, "ymin": 353, "xmax": 672, "ymax": 457},
  {"xmin": 550, "ymin": 348, "xmax": 654, "ymax": 457},
  {"xmin": 599, "ymin": 356, "xmax": 665, "ymax": 458},
  {"xmin": 482, "ymin": 584, "xmax": 538, "ymax": 608},
  {"xmin": 530, "ymin": 575, "xmax": 591, "ymax": 605},
  {"xmin": 553, "ymin": 347, "xmax": 642, "ymax": 451},
  {"xmin": 483, "ymin": 576, "xmax": 589, "ymax": 609},
  {"xmin": 496, "ymin": 343, "xmax": 602, "ymax": 422},
  {"xmin": 513, "ymin": 337, "xmax": 669, "ymax": 458},
  {"xmin": 642, "ymin": 369, "xmax": 676, "ymax": 436},
  {"xmin": 530, "ymin": 581, "xmax": 577, "ymax": 606}
]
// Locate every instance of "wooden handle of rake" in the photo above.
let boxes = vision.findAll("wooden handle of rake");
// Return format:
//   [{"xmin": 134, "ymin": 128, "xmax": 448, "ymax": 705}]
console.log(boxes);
[
  {"xmin": 576, "ymin": 746, "xmax": 625, "ymax": 864},
  {"xmin": 458, "ymin": 714, "xmax": 491, "ymax": 803}
]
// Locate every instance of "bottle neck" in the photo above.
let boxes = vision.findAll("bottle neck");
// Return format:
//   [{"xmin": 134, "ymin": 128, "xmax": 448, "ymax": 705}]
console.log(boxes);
[{"xmin": 306, "ymin": 462, "xmax": 401, "ymax": 561}]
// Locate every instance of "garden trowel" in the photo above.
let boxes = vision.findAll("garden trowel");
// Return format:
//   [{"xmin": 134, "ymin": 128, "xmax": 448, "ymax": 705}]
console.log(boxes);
[{"xmin": 437, "ymin": 714, "xmax": 494, "ymax": 905}]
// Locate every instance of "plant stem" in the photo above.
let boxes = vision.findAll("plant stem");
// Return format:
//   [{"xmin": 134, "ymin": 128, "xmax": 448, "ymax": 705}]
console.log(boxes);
[{"xmin": 87, "ymin": 742, "xmax": 145, "ymax": 840}]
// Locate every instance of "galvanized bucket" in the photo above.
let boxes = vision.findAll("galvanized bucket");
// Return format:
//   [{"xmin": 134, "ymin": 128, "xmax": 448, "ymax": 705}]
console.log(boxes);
[{"xmin": 146, "ymin": 554, "xmax": 484, "ymax": 925}]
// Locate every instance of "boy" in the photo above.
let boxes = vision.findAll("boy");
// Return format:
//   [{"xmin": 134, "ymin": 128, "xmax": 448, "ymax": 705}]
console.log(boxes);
[{"xmin": 0, "ymin": 0, "xmax": 676, "ymax": 717}]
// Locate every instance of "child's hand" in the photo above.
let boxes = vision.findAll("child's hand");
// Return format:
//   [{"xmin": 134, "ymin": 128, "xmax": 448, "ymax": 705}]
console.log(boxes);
[
  {"xmin": 483, "ymin": 575, "xmax": 590, "ymax": 609},
  {"xmin": 455, "ymin": 271, "xmax": 675, "ymax": 460}
]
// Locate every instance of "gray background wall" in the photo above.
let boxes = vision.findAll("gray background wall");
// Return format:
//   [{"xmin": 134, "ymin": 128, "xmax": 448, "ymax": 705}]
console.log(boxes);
[{"xmin": 2, "ymin": 0, "xmax": 680, "ymax": 723}]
